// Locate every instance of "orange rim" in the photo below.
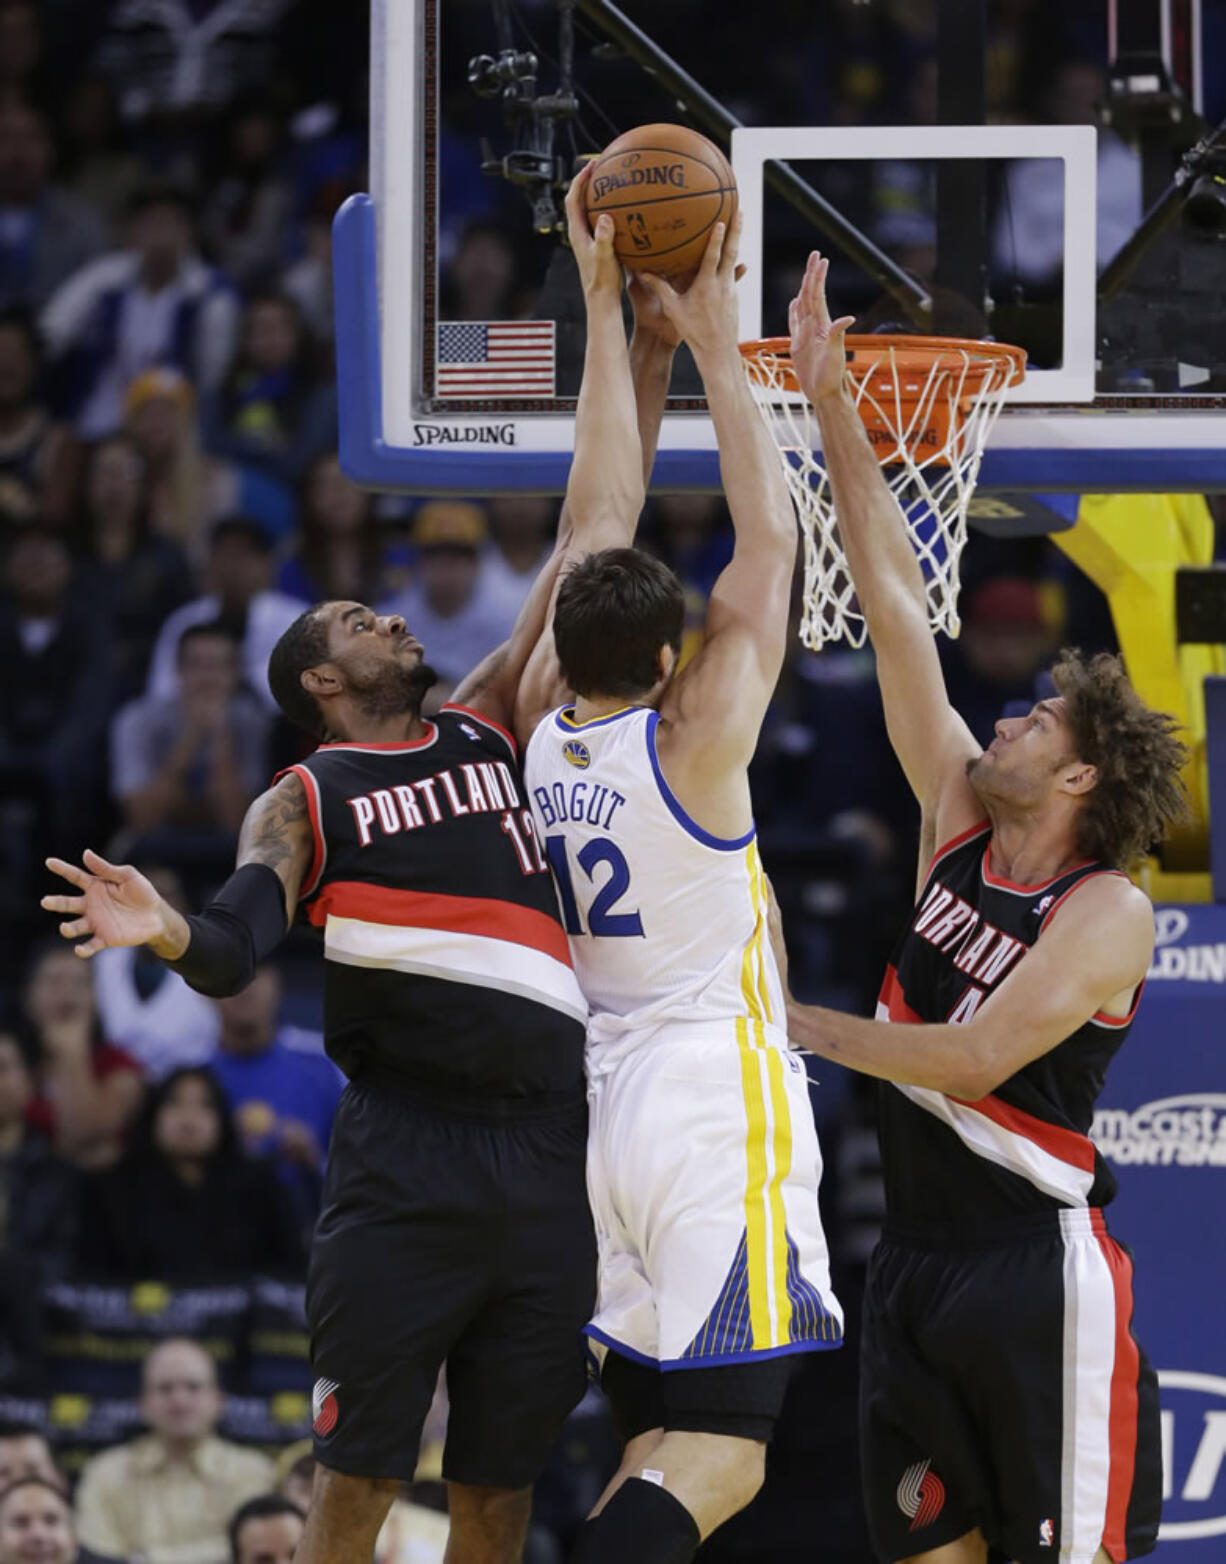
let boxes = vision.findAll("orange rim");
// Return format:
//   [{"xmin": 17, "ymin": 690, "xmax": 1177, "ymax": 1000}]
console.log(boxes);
[{"xmin": 739, "ymin": 334, "xmax": 1027, "ymax": 402}]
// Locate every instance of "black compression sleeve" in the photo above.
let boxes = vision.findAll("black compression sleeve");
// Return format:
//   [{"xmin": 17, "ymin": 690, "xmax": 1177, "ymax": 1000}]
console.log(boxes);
[{"xmin": 164, "ymin": 862, "xmax": 290, "ymax": 997}]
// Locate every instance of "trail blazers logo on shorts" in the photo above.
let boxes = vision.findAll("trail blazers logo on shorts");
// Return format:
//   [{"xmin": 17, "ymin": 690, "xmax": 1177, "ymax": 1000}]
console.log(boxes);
[
  {"xmin": 897, "ymin": 1459, "xmax": 946, "ymax": 1531},
  {"xmin": 312, "ymin": 1377, "xmax": 340, "ymax": 1438}
]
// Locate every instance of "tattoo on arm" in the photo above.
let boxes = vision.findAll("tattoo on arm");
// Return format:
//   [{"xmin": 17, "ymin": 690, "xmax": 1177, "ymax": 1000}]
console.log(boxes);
[{"xmin": 237, "ymin": 774, "xmax": 312, "ymax": 884}]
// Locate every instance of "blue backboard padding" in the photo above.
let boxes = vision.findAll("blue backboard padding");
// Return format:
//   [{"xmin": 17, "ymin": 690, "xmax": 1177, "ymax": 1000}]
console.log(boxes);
[{"xmin": 334, "ymin": 194, "xmax": 1226, "ymax": 496}]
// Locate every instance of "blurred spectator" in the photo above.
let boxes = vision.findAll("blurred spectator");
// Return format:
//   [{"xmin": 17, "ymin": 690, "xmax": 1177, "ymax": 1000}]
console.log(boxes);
[
  {"xmin": 145, "ymin": 517, "xmax": 305, "ymax": 709},
  {"xmin": 276, "ymin": 452, "xmax": 382, "ymax": 604},
  {"xmin": 201, "ymin": 293, "xmax": 336, "ymax": 488},
  {"xmin": 74, "ymin": 1066, "xmax": 305, "ymax": 1281},
  {"xmin": 56, "ymin": 76, "xmax": 143, "ymax": 242},
  {"xmin": 269, "ymin": 1441, "xmax": 312, "ymax": 1512},
  {"xmin": 0, "ymin": 527, "xmax": 113, "ymax": 823},
  {"xmin": 0, "ymin": 1477, "xmax": 120, "ymax": 1564},
  {"xmin": 941, "ymin": 574, "xmax": 1054, "ymax": 746},
  {"xmin": 649, "ymin": 493, "xmax": 732, "ymax": 601},
  {"xmin": 40, "ymin": 182, "xmax": 238, "ymax": 439},
  {"xmin": 20, "ymin": 942, "xmax": 144, "ymax": 1170},
  {"xmin": 122, "ymin": 366, "xmax": 233, "ymax": 554},
  {"xmin": 0, "ymin": 309, "xmax": 76, "ymax": 527},
  {"xmin": 0, "ymin": 101, "xmax": 105, "ymax": 313},
  {"xmin": 439, "ymin": 221, "xmax": 525, "ymax": 321},
  {"xmin": 0, "ymin": 1, "xmax": 44, "ymax": 106},
  {"xmin": 74, "ymin": 1338, "xmax": 273, "ymax": 1564},
  {"xmin": 209, "ymin": 966, "xmax": 341, "ymax": 1224},
  {"xmin": 201, "ymin": 98, "xmax": 295, "ymax": 288},
  {"xmin": 93, "ymin": 865, "xmax": 221, "ymax": 1079},
  {"xmin": 227, "ymin": 1495, "xmax": 304, "ymax": 1564},
  {"xmin": 992, "ymin": 60, "xmax": 1142, "ymax": 288},
  {"xmin": 279, "ymin": 188, "xmax": 338, "ymax": 347},
  {"xmin": 0, "ymin": 1424, "xmax": 61, "ymax": 1491},
  {"xmin": 0, "ymin": 1030, "xmax": 77, "ymax": 1281},
  {"xmin": 379, "ymin": 501, "xmax": 520, "ymax": 693},
  {"xmin": 76, "ymin": 432, "xmax": 195, "ymax": 695},
  {"xmin": 483, "ymin": 494, "xmax": 555, "ymax": 621},
  {"xmin": 96, "ymin": 0, "xmax": 296, "ymax": 128},
  {"xmin": 110, "ymin": 620, "xmax": 271, "ymax": 855}
]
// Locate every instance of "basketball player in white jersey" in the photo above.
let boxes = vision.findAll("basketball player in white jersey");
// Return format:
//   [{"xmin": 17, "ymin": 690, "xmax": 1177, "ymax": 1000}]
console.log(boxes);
[
  {"xmin": 773, "ymin": 258, "xmax": 1184, "ymax": 1564},
  {"xmin": 518, "ymin": 180, "xmax": 846, "ymax": 1564}
]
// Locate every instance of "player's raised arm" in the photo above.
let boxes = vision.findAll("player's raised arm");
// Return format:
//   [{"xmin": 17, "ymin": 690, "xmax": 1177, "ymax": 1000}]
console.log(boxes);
[
  {"xmin": 792, "ymin": 253, "xmax": 981, "ymax": 828},
  {"xmin": 785, "ymin": 872, "xmax": 1153, "ymax": 1100},
  {"xmin": 40, "ymin": 770, "xmax": 312, "ymax": 996},
  {"xmin": 643, "ymin": 215, "xmax": 797, "ymax": 779}
]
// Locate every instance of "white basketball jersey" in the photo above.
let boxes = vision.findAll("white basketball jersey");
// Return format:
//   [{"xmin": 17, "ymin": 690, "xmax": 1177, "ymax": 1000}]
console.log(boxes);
[{"xmin": 524, "ymin": 705, "xmax": 785, "ymax": 1055}]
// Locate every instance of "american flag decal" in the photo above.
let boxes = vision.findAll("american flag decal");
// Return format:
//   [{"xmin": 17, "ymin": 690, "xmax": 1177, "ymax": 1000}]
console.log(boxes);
[{"xmin": 436, "ymin": 321, "xmax": 556, "ymax": 397}]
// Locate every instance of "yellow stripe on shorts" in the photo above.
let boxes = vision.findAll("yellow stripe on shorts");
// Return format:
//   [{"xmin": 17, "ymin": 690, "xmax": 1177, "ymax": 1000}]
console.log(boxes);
[{"xmin": 736, "ymin": 1016, "xmax": 772, "ymax": 1347}]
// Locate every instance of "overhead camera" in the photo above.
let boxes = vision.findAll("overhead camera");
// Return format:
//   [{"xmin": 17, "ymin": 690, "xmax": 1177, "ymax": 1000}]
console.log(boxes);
[
  {"xmin": 1183, "ymin": 171, "xmax": 1226, "ymax": 236},
  {"xmin": 468, "ymin": 4, "xmax": 579, "ymax": 235}
]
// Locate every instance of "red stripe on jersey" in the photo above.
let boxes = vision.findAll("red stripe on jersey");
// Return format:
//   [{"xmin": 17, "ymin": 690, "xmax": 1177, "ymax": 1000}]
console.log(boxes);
[
  {"xmin": 273, "ymin": 764, "xmax": 325, "ymax": 899},
  {"xmin": 952, "ymin": 1090, "xmax": 1098, "ymax": 1173},
  {"xmin": 1093, "ymin": 980, "xmax": 1145, "ymax": 1028},
  {"xmin": 1038, "ymin": 868, "xmax": 1131, "ymax": 933},
  {"xmin": 1096, "ymin": 1226, "xmax": 1141, "ymax": 1560},
  {"xmin": 307, "ymin": 880, "xmax": 572, "ymax": 964},
  {"xmin": 922, "ymin": 819, "xmax": 991, "ymax": 886},
  {"xmin": 983, "ymin": 849, "xmax": 1099, "ymax": 895},
  {"xmin": 878, "ymin": 964, "xmax": 924, "ymax": 1024},
  {"xmin": 441, "ymin": 703, "xmax": 518, "ymax": 759}
]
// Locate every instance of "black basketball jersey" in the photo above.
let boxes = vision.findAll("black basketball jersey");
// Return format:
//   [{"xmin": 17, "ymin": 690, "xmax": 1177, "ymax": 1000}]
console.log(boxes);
[
  {"xmin": 876, "ymin": 820, "xmax": 1142, "ymax": 1230},
  {"xmin": 279, "ymin": 705, "xmax": 587, "ymax": 1098}
]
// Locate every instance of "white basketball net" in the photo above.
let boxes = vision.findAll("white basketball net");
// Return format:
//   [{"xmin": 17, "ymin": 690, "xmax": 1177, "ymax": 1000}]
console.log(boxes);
[{"xmin": 741, "ymin": 339, "xmax": 1022, "ymax": 649}]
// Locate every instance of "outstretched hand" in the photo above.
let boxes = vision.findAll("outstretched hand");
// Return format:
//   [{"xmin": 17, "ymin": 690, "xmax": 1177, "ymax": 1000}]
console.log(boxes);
[
  {"xmin": 565, "ymin": 162, "xmax": 623, "ymax": 303},
  {"xmin": 789, "ymin": 251, "xmax": 856, "ymax": 403},
  {"xmin": 41, "ymin": 850, "xmax": 172, "ymax": 959},
  {"xmin": 637, "ymin": 212, "xmax": 746, "ymax": 360}
]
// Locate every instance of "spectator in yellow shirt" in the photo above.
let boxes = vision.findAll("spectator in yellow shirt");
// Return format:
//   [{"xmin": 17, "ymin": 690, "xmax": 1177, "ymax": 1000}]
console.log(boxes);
[{"xmin": 74, "ymin": 1338, "xmax": 272, "ymax": 1564}]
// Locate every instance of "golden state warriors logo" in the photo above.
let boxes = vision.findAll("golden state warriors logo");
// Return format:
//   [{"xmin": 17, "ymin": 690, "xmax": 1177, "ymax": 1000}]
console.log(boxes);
[{"xmin": 563, "ymin": 739, "xmax": 591, "ymax": 769}]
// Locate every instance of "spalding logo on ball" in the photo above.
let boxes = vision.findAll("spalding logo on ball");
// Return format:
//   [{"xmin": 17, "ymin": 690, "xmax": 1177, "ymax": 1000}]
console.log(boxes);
[
  {"xmin": 584, "ymin": 122, "xmax": 738, "ymax": 277},
  {"xmin": 312, "ymin": 1376, "xmax": 340, "ymax": 1437}
]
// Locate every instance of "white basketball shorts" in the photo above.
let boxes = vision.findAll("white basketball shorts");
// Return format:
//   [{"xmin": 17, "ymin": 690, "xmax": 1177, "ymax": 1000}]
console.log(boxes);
[{"xmin": 584, "ymin": 1018, "xmax": 844, "ymax": 1369}]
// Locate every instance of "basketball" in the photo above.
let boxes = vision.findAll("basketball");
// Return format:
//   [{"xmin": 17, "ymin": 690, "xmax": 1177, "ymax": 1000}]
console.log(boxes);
[{"xmin": 583, "ymin": 123, "xmax": 738, "ymax": 276}]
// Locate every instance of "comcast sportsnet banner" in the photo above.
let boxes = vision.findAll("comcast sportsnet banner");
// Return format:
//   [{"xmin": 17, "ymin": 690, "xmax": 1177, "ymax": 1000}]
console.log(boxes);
[{"xmin": 1091, "ymin": 904, "xmax": 1226, "ymax": 1558}]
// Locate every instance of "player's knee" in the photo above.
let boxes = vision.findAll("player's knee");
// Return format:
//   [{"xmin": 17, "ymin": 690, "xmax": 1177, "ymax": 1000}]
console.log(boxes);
[
  {"xmin": 306, "ymin": 1465, "xmax": 400, "ymax": 1532},
  {"xmin": 711, "ymin": 1435, "xmax": 766, "ymax": 1513},
  {"xmin": 446, "ymin": 1481, "xmax": 533, "ymax": 1547}
]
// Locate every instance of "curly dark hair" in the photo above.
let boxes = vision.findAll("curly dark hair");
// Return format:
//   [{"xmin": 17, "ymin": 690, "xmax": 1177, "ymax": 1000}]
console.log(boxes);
[
  {"xmin": 1051, "ymin": 648, "xmax": 1189, "ymax": 870},
  {"xmin": 267, "ymin": 605, "xmax": 331, "ymax": 737}
]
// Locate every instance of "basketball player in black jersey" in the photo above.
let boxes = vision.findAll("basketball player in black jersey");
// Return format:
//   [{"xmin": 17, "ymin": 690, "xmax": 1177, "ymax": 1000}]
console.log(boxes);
[
  {"xmin": 776, "ymin": 256, "xmax": 1187, "ymax": 1564},
  {"xmin": 39, "ymin": 226, "xmax": 683, "ymax": 1564}
]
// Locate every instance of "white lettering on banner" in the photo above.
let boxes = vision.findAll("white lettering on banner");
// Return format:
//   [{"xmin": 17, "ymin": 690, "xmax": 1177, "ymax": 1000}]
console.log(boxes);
[
  {"xmin": 1155, "ymin": 908, "xmax": 1190, "ymax": 946},
  {"xmin": 1157, "ymin": 1372, "xmax": 1226, "ymax": 1541},
  {"xmin": 1091, "ymin": 1094, "xmax": 1226, "ymax": 1167},
  {"xmin": 1147, "ymin": 944, "xmax": 1226, "ymax": 982}
]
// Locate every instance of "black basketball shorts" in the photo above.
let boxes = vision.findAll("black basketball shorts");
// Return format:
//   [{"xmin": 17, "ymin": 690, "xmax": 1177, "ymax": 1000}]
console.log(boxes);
[
  {"xmin": 600, "ymin": 1345, "xmax": 800, "ymax": 1445},
  {"xmin": 860, "ymin": 1208, "xmax": 1161, "ymax": 1564},
  {"xmin": 305, "ymin": 1075, "xmax": 597, "ymax": 1488}
]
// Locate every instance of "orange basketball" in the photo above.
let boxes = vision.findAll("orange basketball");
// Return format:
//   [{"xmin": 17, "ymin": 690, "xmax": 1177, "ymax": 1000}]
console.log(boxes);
[{"xmin": 583, "ymin": 123, "xmax": 737, "ymax": 276}]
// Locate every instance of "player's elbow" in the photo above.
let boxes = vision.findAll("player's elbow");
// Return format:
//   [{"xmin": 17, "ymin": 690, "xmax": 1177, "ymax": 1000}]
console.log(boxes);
[{"xmin": 942, "ymin": 1027, "xmax": 1010, "ymax": 1101}]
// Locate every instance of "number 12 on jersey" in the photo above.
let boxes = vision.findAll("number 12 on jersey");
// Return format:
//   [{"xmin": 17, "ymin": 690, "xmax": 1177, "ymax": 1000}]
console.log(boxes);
[{"xmin": 546, "ymin": 835, "xmax": 644, "ymax": 938}]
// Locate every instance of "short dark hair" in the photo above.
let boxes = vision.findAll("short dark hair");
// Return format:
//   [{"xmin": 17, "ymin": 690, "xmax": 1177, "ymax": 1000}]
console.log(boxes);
[
  {"xmin": 127, "ymin": 179, "xmax": 196, "ymax": 222},
  {"xmin": 0, "ymin": 1421, "xmax": 49, "ymax": 1443},
  {"xmin": 268, "ymin": 605, "xmax": 332, "ymax": 737},
  {"xmin": 210, "ymin": 516, "xmax": 275, "ymax": 555},
  {"xmin": 553, "ymin": 548, "xmax": 685, "ymax": 698},
  {"xmin": 1051, "ymin": 648, "xmax": 1189, "ymax": 870},
  {"xmin": 177, "ymin": 620, "xmax": 240, "ymax": 662},
  {"xmin": 0, "ymin": 1477, "xmax": 69, "ymax": 1514},
  {"xmin": 229, "ymin": 1494, "xmax": 305, "ymax": 1563}
]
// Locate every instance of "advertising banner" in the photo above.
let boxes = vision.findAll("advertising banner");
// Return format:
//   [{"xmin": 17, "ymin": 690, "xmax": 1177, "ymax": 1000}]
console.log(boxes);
[{"xmin": 1092, "ymin": 904, "xmax": 1226, "ymax": 1558}]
